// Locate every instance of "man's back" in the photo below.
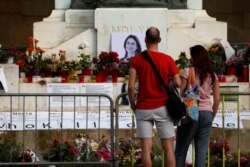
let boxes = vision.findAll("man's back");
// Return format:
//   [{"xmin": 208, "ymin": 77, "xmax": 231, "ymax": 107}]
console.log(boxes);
[{"xmin": 130, "ymin": 50, "xmax": 178, "ymax": 109}]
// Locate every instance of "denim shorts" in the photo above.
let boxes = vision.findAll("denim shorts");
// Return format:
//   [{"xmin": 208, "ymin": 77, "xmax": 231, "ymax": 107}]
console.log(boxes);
[{"xmin": 135, "ymin": 106, "xmax": 175, "ymax": 139}]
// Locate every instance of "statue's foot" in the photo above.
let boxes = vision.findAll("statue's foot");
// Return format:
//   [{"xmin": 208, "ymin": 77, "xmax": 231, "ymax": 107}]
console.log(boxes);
[{"xmin": 170, "ymin": 0, "xmax": 186, "ymax": 9}]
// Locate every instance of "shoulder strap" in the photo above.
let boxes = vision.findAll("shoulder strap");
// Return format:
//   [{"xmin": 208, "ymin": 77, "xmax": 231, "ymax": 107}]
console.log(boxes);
[{"xmin": 141, "ymin": 50, "xmax": 170, "ymax": 94}]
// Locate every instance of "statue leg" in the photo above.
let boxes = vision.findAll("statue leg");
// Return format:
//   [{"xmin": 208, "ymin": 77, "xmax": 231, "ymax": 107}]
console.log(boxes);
[{"xmin": 170, "ymin": 0, "xmax": 186, "ymax": 8}]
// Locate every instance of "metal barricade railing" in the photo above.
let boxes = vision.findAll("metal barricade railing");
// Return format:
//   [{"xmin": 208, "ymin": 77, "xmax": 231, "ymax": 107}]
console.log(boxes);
[
  {"xmin": 0, "ymin": 93, "xmax": 116, "ymax": 167},
  {"xmin": 1, "ymin": 90, "xmax": 250, "ymax": 166},
  {"xmin": 114, "ymin": 91, "xmax": 250, "ymax": 167},
  {"xmin": 209, "ymin": 91, "xmax": 250, "ymax": 167}
]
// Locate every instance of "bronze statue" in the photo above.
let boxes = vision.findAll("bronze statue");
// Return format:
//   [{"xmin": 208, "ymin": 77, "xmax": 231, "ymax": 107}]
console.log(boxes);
[
  {"xmin": 70, "ymin": 0, "xmax": 98, "ymax": 9},
  {"xmin": 70, "ymin": 0, "xmax": 187, "ymax": 9}
]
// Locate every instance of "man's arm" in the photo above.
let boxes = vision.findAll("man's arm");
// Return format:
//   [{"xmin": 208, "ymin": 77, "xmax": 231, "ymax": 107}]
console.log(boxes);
[
  {"xmin": 128, "ymin": 67, "xmax": 137, "ymax": 111},
  {"xmin": 179, "ymin": 76, "xmax": 187, "ymax": 96},
  {"xmin": 172, "ymin": 73, "xmax": 181, "ymax": 88}
]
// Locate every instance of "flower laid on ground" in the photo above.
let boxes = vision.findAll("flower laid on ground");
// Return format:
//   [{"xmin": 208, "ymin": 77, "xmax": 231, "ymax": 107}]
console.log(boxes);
[
  {"xmin": 47, "ymin": 139, "xmax": 78, "ymax": 162},
  {"xmin": 0, "ymin": 132, "xmax": 41, "ymax": 163},
  {"xmin": 117, "ymin": 130, "xmax": 164, "ymax": 167},
  {"xmin": 0, "ymin": 132, "xmax": 21, "ymax": 162},
  {"xmin": 96, "ymin": 134, "xmax": 112, "ymax": 161},
  {"xmin": 208, "ymin": 139, "xmax": 250, "ymax": 167},
  {"xmin": 118, "ymin": 137, "xmax": 142, "ymax": 167},
  {"xmin": 209, "ymin": 139, "xmax": 230, "ymax": 157},
  {"xmin": 19, "ymin": 149, "xmax": 39, "ymax": 162},
  {"xmin": 45, "ymin": 133, "xmax": 102, "ymax": 162},
  {"xmin": 74, "ymin": 133, "xmax": 99, "ymax": 161}
]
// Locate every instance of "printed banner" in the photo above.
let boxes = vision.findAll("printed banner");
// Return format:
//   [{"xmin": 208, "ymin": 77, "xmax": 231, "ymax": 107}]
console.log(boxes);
[{"xmin": 0, "ymin": 110, "xmax": 250, "ymax": 131}]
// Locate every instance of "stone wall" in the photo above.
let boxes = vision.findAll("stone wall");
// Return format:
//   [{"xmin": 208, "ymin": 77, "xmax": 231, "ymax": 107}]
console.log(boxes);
[
  {"xmin": 203, "ymin": 0, "xmax": 250, "ymax": 42},
  {"xmin": 0, "ymin": 0, "xmax": 54, "ymax": 48}
]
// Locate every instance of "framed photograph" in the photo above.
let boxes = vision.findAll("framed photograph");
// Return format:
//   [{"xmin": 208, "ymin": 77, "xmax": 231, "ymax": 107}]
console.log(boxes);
[{"xmin": 111, "ymin": 32, "xmax": 146, "ymax": 61}]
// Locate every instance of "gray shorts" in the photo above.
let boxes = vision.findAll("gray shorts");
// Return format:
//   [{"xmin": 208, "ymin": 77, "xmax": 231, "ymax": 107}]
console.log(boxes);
[{"xmin": 135, "ymin": 106, "xmax": 175, "ymax": 139}]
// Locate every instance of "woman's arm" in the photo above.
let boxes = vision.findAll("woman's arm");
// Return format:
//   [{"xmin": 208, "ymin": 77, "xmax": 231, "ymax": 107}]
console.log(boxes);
[{"xmin": 212, "ymin": 80, "xmax": 220, "ymax": 119}]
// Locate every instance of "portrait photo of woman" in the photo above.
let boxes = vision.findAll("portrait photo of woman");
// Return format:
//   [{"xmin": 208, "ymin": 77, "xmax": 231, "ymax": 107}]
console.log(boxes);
[
  {"xmin": 111, "ymin": 32, "xmax": 145, "ymax": 61},
  {"xmin": 120, "ymin": 34, "xmax": 142, "ymax": 62}
]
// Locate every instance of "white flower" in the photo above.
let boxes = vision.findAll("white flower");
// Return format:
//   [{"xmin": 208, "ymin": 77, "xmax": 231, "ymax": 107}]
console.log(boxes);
[
  {"xmin": 90, "ymin": 140, "xmax": 99, "ymax": 151},
  {"xmin": 78, "ymin": 42, "xmax": 89, "ymax": 50},
  {"xmin": 0, "ymin": 43, "xmax": 2, "ymax": 49}
]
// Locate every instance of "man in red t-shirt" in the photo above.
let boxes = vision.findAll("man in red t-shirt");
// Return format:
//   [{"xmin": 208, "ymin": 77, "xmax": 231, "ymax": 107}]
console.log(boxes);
[{"xmin": 128, "ymin": 27, "xmax": 181, "ymax": 167}]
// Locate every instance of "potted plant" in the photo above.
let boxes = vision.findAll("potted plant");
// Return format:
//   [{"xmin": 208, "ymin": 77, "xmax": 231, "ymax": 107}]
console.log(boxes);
[
  {"xmin": 15, "ymin": 52, "xmax": 29, "ymax": 78},
  {"xmin": 40, "ymin": 55, "xmax": 54, "ymax": 77},
  {"xmin": 78, "ymin": 42, "xmax": 92, "ymax": 76},
  {"xmin": 26, "ymin": 37, "xmax": 45, "ymax": 76},
  {"xmin": 92, "ymin": 51, "xmax": 119, "ymax": 82}
]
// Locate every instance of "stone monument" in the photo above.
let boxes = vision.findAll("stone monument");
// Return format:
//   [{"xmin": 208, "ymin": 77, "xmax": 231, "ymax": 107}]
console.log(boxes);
[{"xmin": 34, "ymin": 0, "xmax": 226, "ymax": 60}]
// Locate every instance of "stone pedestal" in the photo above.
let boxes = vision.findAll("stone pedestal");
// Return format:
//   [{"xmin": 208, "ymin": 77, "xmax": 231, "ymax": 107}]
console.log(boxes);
[
  {"xmin": 187, "ymin": 0, "xmax": 202, "ymax": 9},
  {"xmin": 0, "ymin": 64, "xmax": 19, "ymax": 111},
  {"xmin": 0, "ymin": 64, "xmax": 19, "ymax": 93},
  {"xmin": 95, "ymin": 8, "xmax": 168, "ymax": 55},
  {"xmin": 34, "ymin": 9, "xmax": 95, "ymax": 58}
]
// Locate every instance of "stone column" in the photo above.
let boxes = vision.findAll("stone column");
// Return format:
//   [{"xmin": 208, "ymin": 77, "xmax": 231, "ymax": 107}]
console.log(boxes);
[
  {"xmin": 55, "ymin": 0, "xmax": 71, "ymax": 9},
  {"xmin": 187, "ymin": 0, "xmax": 202, "ymax": 9},
  {"xmin": 43, "ymin": 0, "xmax": 72, "ymax": 22}
]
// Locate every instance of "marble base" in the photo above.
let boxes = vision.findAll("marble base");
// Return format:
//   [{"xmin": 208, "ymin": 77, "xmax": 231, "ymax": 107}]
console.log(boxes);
[{"xmin": 0, "ymin": 64, "xmax": 19, "ymax": 110}]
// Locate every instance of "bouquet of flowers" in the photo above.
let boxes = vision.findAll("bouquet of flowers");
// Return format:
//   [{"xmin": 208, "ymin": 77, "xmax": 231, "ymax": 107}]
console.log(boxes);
[
  {"xmin": 92, "ymin": 51, "xmax": 119, "ymax": 74},
  {"xmin": 74, "ymin": 133, "xmax": 99, "ymax": 161},
  {"xmin": 47, "ymin": 139, "xmax": 78, "ymax": 162},
  {"xmin": 26, "ymin": 37, "xmax": 45, "ymax": 74},
  {"xmin": 78, "ymin": 42, "xmax": 92, "ymax": 70},
  {"xmin": 208, "ymin": 43, "xmax": 226, "ymax": 74},
  {"xmin": 118, "ymin": 58, "xmax": 131, "ymax": 77},
  {"xmin": 57, "ymin": 50, "xmax": 80, "ymax": 72}
]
